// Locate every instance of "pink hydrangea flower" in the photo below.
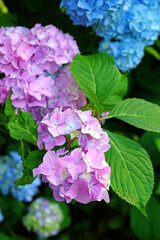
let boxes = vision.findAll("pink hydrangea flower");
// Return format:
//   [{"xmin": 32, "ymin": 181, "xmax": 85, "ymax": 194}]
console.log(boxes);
[
  {"xmin": 0, "ymin": 77, "xmax": 10, "ymax": 104},
  {"xmin": 33, "ymin": 147, "xmax": 111, "ymax": 204},
  {"xmin": 38, "ymin": 108, "xmax": 110, "ymax": 153},
  {"xmin": 33, "ymin": 108, "xmax": 111, "ymax": 204},
  {"xmin": 0, "ymin": 24, "xmax": 79, "ymax": 76},
  {"xmin": 33, "ymin": 151, "xmax": 67, "ymax": 186},
  {"xmin": 0, "ymin": 24, "xmax": 86, "ymax": 120}
]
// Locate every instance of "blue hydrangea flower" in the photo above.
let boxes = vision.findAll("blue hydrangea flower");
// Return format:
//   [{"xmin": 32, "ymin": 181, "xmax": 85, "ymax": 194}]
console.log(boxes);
[
  {"xmin": 0, "ymin": 209, "xmax": 4, "ymax": 223},
  {"xmin": 60, "ymin": 0, "xmax": 160, "ymax": 71},
  {"xmin": 128, "ymin": 2, "xmax": 160, "ymax": 42},
  {"xmin": 23, "ymin": 197, "xmax": 64, "ymax": 239},
  {"xmin": 11, "ymin": 176, "xmax": 41, "ymax": 202},
  {"xmin": 99, "ymin": 36, "xmax": 146, "ymax": 72},
  {"xmin": 0, "ymin": 151, "xmax": 41, "ymax": 202},
  {"xmin": 60, "ymin": 0, "xmax": 132, "ymax": 27},
  {"xmin": 60, "ymin": 0, "xmax": 106, "ymax": 27}
]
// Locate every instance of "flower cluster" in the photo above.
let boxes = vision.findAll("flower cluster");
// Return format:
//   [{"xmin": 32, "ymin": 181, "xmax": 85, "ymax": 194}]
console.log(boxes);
[
  {"xmin": 23, "ymin": 197, "xmax": 64, "ymax": 238},
  {"xmin": 0, "ymin": 151, "xmax": 41, "ymax": 202},
  {"xmin": 60, "ymin": 0, "xmax": 129, "ymax": 27},
  {"xmin": 60, "ymin": 0, "xmax": 160, "ymax": 71},
  {"xmin": 0, "ymin": 23, "xmax": 111, "ymax": 205},
  {"xmin": 0, "ymin": 209, "xmax": 4, "ymax": 223},
  {"xmin": 33, "ymin": 108, "xmax": 111, "ymax": 204},
  {"xmin": 0, "ymin": 24, "xmax": 85, "ymax": 121},
  {"xmin": 98, "ymin": 37, "xmax": 146, "ymax": 72}
]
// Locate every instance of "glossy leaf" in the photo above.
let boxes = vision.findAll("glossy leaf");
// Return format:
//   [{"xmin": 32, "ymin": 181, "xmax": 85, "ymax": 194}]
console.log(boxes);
[
  {"xmin": 70, "ymin": 53, "xmax": 119, "ymax": 114},
  {"xmin": 105, "ymin": 130, "xmax": 154, "ymax": 215},
  {"xmin": 8, "ymin": 109, "xmax": 38, "ymax": 144},
  {"xmin": 109, "ymin": 98, "xmax": 160, "ymax": 132}
]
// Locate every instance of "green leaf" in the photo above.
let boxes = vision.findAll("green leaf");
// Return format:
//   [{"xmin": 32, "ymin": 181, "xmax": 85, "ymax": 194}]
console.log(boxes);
[
  {"xmin": 3, "ymin": 93, "xmax": 16, "ymax": 126},
  {"xmin": 24, "ymin": 149, "xmax": 45, "ymax": 170},
  {"xmin": 70, "ymin": 53, "xmax": 119, "ymax": 114},
  {"xmin": 130, "ymin": 196, "xmax": 160, "ymax": 240},
  {"xmin": 0, "ymin": 0, "xmax": 8, "ymax": 13},
  {"xmin": 15, "ymin": 167, "xmax": 35, "ymax": 188},
  {"xmin": 105, "ymin": 130, "xmax": 154, "ymax": 215},
  {"xmin": 5, "ymin": 92, "xmax": 15, "ymax": 117},
  {"xmin": 103, "ymin": 72, "xmax": 128, "ymax": 110},
  {"xmin": 145, "ymin": 46, "xmax": 160, "ymax": 60},
  {"xmin": 8, "ymin": 109, "xmax": 38, "ymax": 144},
  {"xmin": 109, "ymin": 98, "xmax": 160, "ymax": 132},
  {"xmin": 18, "ymin": 141, "xmax": 31, "ymax": 163},
  {"xmin": 15, "ymin": 148, "xmax": 45, "ymax": 188}
]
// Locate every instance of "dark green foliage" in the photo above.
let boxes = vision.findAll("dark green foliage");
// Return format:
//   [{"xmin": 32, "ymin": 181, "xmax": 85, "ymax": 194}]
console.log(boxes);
[
  {"xmin": 131, "ymin": 197, "xmax": 160, "ymax": 240},
  {"xmin": 8, "ymin": 109, "xmax": 38, "ymax": 144},
  {"xmin": 105, "ymin": 130, "xmax": 154, "ymax": 216},
  {"xmin": 15, "ymin": 167, "xmax": 35, "ymax": 188},
  {"xmin": 0, "ymin": 12, "xmax": 17, "ymax": 27},
  {"xmin": 5, "ymin": 93, "xmax": 15, "ymax": 118},
  {"xmin": 23, "ymin": 149, "xmax": 45, "ymax": 170},
  {"xmin": 70, "ymin": 53, "xmax": 125, "ymax": 114}
]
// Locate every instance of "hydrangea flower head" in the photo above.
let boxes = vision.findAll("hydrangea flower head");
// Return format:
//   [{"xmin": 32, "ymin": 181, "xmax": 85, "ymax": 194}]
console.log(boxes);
[
  {"xmin": 0, "ymin": 151, "xmax": 41, "ymax": 202},
  {"xmin": 23, "ymin": 197, "xmax": 64, "ymax": 238},
  {"xmin": 33, "ymin": 108, "xmax": 111, "ymax": 204},
  {"xmin": 60, "ymin": 0, "xmax": 160, "ymax": 71},
  {"xmin": 0, "ymin": 24, "xmax": 79, "ymax": 77},
  {"xmin": 60, "ymin": 0, "xmax": 130, "ymax": 27},
  {"xmin": 98, "ymin": 36, "xmax": 146, "ymax": 72},
  {"xmin": 0, "ymin": 24, "xmax": 85, "ymax": 121}
]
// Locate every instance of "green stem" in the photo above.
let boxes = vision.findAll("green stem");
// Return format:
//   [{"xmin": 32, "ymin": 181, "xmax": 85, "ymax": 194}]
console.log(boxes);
[
  {"xmin": 21, "ymin": 140, "xmax": 25, "ymax": 162},
  {"xmin": 99, "ymin": 115, "xmax": 115, "ymax": 121}
]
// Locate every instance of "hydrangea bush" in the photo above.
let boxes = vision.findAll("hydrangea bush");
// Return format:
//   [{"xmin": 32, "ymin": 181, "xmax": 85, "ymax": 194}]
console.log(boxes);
[
  {"xmin": 0, "ymin": 1, "xmax": 160, "ymax": 239},
  {"xmin": 0, "ymin": 22, "xmax": 157, "ymax": 211}
]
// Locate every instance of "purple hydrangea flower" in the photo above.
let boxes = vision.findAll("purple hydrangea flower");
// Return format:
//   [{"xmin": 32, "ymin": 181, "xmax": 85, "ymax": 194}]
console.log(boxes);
[
  {"xmin": 0, "ymin": 24, "xmax": 86, "ymax": 121},
  {"xmin": 33, "ymin": 148, "xmax": 111, "ymax": 204},
  {"xmin": 33, "ymin": 108, "xmax": 111, "ymax": 204},
  {"xmin": 0, "ymin": 24, "xmax": 79, "ymax": 77}
]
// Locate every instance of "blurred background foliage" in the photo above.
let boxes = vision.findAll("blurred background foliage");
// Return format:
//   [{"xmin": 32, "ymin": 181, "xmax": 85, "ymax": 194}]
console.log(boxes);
[{"xmin": 0, "ymin": 0, "xmax": 160, "ymax": 239}]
